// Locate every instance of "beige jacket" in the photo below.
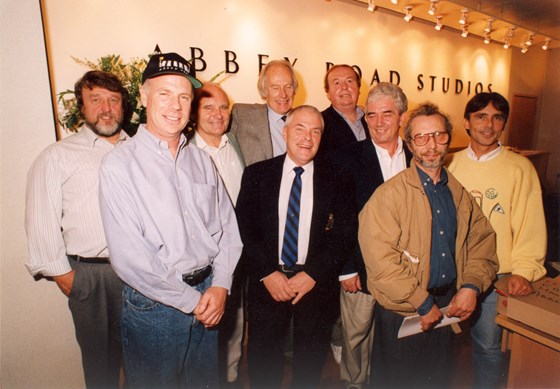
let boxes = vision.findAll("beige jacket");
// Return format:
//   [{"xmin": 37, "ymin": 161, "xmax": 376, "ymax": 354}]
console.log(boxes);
[{"xmin": 358, "ymin": 162, "xmax": 498, "ymax": 316}]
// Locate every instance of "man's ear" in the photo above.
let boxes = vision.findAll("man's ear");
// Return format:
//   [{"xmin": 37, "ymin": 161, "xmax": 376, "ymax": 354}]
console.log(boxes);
[{"xmin": 140, "ymin": 84, "xmax": 148, "ymax": 107}]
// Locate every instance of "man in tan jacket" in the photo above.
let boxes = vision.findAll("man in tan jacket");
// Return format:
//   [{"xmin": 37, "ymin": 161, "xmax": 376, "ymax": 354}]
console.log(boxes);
[{"xmin": 359, "ymin": 102, "xmax": 498, "ymax": 388}]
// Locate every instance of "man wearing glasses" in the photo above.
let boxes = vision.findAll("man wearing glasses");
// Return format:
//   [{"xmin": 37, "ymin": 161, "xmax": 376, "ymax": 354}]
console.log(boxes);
[
  {"xmin": 359, "ymin": 102, "xmax": 498, "ymax": 388},
  {"xmin": 447, "ymin": 92, "xmax": 546, "ymax": 389}
]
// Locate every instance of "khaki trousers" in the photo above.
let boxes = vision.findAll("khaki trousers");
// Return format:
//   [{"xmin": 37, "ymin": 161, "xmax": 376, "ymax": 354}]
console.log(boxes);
[{"xmin": 340, "ymin": 289, "xmax": 376, "ymax": 386}]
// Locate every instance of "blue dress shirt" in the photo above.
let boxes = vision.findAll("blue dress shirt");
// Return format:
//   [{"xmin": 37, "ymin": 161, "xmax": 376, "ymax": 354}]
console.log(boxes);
[{"xmin": 99, "ymin": 125, "xmax": 242, "ymax": 314}]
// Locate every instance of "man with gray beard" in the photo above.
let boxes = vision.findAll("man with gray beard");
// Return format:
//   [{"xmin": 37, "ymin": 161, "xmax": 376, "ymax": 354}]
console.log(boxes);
[
  {"xmin": 25, "ymin": 71, "xmax": 130, "ymax": 389},
  {"xmin": 359, "ymin": 102, "xmax": 498, "ymax": 388}
]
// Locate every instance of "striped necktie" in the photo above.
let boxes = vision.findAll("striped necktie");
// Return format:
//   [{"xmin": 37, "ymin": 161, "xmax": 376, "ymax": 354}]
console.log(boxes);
[{"xmin": 281, "ymin": 166, "xmax": 304, "ymax": 268}]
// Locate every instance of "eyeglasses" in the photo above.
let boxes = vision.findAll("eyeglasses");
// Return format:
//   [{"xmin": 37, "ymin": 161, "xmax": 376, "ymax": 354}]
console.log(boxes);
[{"xmin": 409, "ymin": 131, "xmax": 449, "ymax": 146}]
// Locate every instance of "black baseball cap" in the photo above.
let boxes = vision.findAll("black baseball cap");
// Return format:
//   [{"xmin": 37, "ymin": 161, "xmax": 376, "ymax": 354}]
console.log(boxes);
[{"xmin": 142, "ymin": 52, "xmax": 202, "ymax": 89}]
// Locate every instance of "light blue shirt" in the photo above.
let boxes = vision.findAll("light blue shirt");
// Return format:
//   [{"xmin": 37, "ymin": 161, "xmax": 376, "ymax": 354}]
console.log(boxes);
[
  {"xmin": 334, "ymin": 106, "xmax": 366, "ymax": 141},
  {"xmin": 267, "ymin": 106, "xmax": 287, "ymax": 157},
  {"xmin": 99, "ymin": 125, "xmax": 242, "ymax": 314}
]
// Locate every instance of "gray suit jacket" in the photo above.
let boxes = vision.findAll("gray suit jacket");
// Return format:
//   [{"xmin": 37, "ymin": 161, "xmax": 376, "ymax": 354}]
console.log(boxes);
[{"xmin": 228, "ymin": 103, "xmax": 272, "ymax": 166}]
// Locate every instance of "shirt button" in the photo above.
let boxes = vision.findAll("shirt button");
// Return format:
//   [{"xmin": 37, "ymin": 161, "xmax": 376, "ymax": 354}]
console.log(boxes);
[
  {"xmin": 440, "ymin": 230, "xmax": 444, "ymax": 235},
  {"xmin": 437, "ymin": 210, "xmax": 441, "ymax": 214},
  {"xmin": 442, "ymin": 253, "xmax": 446, "ymax": 257},
  {"xmin": 442, "ymin": 274, "xmax": 446, "ymax": 278}
]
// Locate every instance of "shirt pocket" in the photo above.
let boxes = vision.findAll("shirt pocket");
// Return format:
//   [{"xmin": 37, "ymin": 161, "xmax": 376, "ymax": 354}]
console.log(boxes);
[{"xmin": 192, "ymin": 183, "xmax": 221, "ymax": 236}]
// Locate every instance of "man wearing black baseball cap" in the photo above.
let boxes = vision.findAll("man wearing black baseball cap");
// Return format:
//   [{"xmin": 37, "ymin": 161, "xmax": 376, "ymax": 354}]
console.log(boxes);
[{"xmin": 99, "ymin": 51, "xmax": 242, "ymax": 388}]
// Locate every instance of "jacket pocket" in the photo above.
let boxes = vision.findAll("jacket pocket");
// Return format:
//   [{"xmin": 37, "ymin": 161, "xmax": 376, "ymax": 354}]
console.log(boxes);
[{"xmin": 401, "ymin": 249, "xmax": 420, "ymax": 276}]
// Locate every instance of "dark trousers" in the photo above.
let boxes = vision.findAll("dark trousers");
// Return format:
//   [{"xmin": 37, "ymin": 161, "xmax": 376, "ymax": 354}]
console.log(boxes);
[
  {"xmin": 68, "ymin": 259, "xmax": 123, "ymax": 389},
  {"xmin": 371, "ymin": 287, "xmax": 457, "ymax": 389},
  {"xmin": 247, "ymin": 279, "xmax": 338, "ymax": 389}
]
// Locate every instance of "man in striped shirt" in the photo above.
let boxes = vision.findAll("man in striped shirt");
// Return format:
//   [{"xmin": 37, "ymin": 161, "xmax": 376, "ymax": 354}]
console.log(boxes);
[{"xmin": 25, "ymin": 70, "xmax": 130, "ymax": 389}]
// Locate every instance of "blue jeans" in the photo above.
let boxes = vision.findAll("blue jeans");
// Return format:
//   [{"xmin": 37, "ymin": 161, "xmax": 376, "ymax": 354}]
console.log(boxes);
[
  {"xmin": 471, "ymin": 287, "xmax": 504, "ymax": 389},
  {"xmin": 121, "ymin": 277, "xmax": 218, "ymax": 389}
]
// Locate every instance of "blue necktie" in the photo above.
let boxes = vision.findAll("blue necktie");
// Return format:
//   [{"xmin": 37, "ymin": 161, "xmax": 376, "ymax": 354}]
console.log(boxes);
[{"xmin": 281, "ymin": 166, "xmax": 304, "ymax": 268}]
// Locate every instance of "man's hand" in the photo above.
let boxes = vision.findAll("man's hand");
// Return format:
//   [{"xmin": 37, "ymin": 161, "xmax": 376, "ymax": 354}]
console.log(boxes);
[
  {"xmin": 193, "ymin": 286, "xmax": 228, "ymax": 327},
  {"xmin": 287, "ymin": 271, "xmax": 316, "ymax": 305},
  {"xmin": 508, "ymin": 274, "xmax": 533, "ymax": 296},
  {"xmin": 340, "ymin": 275, "xmax": 361, "ymax": 293},
  {"xmin": 419, "ymin": 305, "xmax": 443, "ymax": 331},
  {"xmin": 263, "ymin": 271, "xmax": 296, "ymax": 302},
  {"xmin": 446, "ymin": 288, "xmax": 478, "ymax": 321},
  {"xmin": 53, "ymin": 270, "xmax": 75, "ymax": 297}
]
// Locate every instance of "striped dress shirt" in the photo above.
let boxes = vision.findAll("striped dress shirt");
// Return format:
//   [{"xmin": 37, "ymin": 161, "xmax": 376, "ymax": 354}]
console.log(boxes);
[{"xmin": 25, "ymin": 126, "xmax": 128, "ymax": 277}]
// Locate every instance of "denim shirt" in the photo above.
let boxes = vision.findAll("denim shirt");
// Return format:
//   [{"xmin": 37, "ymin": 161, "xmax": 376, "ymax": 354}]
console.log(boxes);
[{"xmin": 417, "ymin": 167, "xmax": 457, "ymax": 314}]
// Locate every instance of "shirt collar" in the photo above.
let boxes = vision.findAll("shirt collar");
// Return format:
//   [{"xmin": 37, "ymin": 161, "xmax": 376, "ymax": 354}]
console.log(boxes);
[
  {"xmin": 372, "ymin": 137, "xmax": 403, "ymax": 157},
  {"xmin": 416, "ymin": 166, "xmax": 448, "ymax": 186},
  {"xmin": 194, "ymin": 131, "xmax": 228, "ymax": 150},
  {"xmin": 283, "ymin": 154, "xmax": 314, "ymax": 176},
  {"xmin": 136, "ymin": 124, "xmax": 187, "ymax": 152},
  {"xmin": 466, "ymin": 143, "xmax": 502, "ymax": 161},
  {"xmin": 333, "ymin": 105, "xmax": 364, "ymax": 123},
  {"xmin": 81, "ymin": 124, "xmax": 128, "ymax": 148},
  {"xmin": 267, "ymin": 106, "xmax": 286, "ymax": 123}
]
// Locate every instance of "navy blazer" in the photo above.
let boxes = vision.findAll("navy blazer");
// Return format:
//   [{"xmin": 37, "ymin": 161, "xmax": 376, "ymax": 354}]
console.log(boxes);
[
  {"xmin": 236, "ymin": 154, "xmax": 358, "ymax": 290},
  {"xmin": 334, "ymin": 139, "xmax": 413, "ymax": 293},
  {"xmin": 317, "ymin": 105, "xmax": 370, "ymax": 160}
]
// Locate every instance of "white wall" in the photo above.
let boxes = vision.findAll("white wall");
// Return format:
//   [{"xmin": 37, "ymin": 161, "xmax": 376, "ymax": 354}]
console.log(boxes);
[
  {"xmin": 43, "ymin": 0, "xmax": 512, "ymax": 147},
  {"xmin": 535, "ymin": 49, "xmax": 560, "ymax": 192},
  {"xmin": 1, "ymin": 1, "xmax": 84, "ymax": 388}
]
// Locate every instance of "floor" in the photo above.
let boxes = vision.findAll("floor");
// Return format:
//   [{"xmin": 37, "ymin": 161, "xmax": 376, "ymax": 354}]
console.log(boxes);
[{"xmin": 234, "ymin": 321, "xmax": 510, "ymax": 389}]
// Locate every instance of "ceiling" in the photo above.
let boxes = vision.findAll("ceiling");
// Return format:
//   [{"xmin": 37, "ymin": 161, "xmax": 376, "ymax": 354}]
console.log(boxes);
[
  {"xmin": 450, "ymin": 0, "xmax": 560, "ymax": 41},
  {"xmin": 350, "ymin": 0, "xmax": 560, "ymax": 49}
]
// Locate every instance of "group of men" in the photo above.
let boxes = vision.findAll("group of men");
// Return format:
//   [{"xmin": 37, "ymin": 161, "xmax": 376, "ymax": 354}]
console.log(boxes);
[{"xmin": 25, "ymin": 50, "xmax": 546, "ymax": 389}]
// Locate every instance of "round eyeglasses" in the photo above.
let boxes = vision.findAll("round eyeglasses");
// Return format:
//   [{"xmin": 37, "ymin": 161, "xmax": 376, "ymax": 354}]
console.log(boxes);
[{"xmin": 409, "ymin": 131, "xmax": 449, "ymax": 146}]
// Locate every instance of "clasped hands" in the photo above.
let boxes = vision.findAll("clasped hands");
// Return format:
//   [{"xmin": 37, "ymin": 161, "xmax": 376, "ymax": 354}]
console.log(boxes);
[
  {"xmin": 419, "ymin": 287, "xmax": 478, "ymax": 332},
  {"xmin": 263, "ymin": 271, "xmax": 316, "ymax": 304}
]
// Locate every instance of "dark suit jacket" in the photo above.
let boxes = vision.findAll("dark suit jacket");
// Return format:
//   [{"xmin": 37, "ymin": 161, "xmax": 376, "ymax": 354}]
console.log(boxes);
[
  {"xmin": 334, "ymin": 139, "xmax": 413, "ymax": 293},
  {"xmin": 317, "ymin": 105, "xmax": 370, "ymax": 160},
  {"xmin": 228, "ymin": 103, "xmax": 273, "ymax": 166},
  {"xmin": 236, "ymin": 154, "xmax": 358, "ymax": 294}
]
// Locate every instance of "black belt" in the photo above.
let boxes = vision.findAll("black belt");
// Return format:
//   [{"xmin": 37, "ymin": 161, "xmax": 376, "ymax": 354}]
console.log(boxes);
[
  {"xmin": 427, "ymin": 282, "xmax": 456, "ymax": 296},
  {"xmin": 278, "ymin": 264, "xmax": 305, "ymax": 274},
  {"xmin": 68, "ymin": 255, "xmax": 110, "ymax": 264},
  {"xmin": 182, "ymin": 265, "xmax": 212, "ymax": 286}
]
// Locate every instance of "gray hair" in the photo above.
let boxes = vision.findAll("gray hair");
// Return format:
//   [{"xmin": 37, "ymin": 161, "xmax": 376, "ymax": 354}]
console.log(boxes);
[{"xmin": 366, "ymin": 82, "xmax": 408, "ymax": 115}]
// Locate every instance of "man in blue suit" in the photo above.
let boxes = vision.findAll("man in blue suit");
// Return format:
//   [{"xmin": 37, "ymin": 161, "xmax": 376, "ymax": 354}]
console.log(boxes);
[
  {"xmin": 317, "ymin": 64, "xmax": 370, "ymax": 160},
  {"xmin": 236, "ymin": 105, "xmax": 358, "ymax": 388}
]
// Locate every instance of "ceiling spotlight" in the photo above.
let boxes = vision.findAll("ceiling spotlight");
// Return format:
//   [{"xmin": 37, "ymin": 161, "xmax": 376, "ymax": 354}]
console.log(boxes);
[
  {"xmin": 484, "ymin": 19, "xmax": 494, "ymax": 33},
  {"xmin": 404, "ymin": 6, "xmax": 413, "ymax": 22},
  {"xmin": 459, "ymin": 9, "xmax": 468, "ymax": 25},
  {"xmin": 542, "ymin": 38, "xmax": 551, "ymax": 50},
  {"xmin": 521, "ymin": 44, "xmax": 529, "ymax": 53},
  {"xmin": 428, "ymin": 0, "xmax": 438, "ymax": 16},
  {"xmin": 504, "ymin": 26, "xmax": 515, "ymax": 48},
  {"xmin": 484, "ymin": 34, "xmax": 491, "ymax": 44},
  {"xmin": 461, "ymin": 25, "xmax": 469, "ymax": 38},
  {"xmin": 434, "ymin": 16, "xmax": 443, "ymax": 31},
  {"xmin": 391, "ymin": 0, "xmax": 398, "ymax": 4},
  {"xmin": 526, "ymin": 34, "xmax": 534, "ymax": 46}
]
